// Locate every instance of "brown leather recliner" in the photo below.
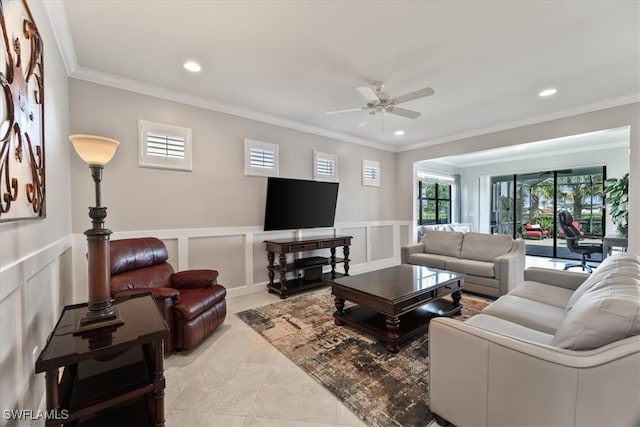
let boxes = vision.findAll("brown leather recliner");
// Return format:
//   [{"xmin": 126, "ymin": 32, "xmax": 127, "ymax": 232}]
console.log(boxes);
[{"xmin": 109, "ymin": 237, "xmax": 226, "ymax": 352}]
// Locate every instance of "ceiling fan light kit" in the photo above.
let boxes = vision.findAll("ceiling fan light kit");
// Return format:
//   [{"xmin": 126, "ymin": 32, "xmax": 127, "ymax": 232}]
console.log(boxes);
[{"xmin": 326, "ymin": 81, "xmax": 434, "ymax": 124}]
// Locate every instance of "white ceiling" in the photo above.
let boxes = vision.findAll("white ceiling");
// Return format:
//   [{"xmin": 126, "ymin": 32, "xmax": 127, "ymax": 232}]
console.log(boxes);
[{"xmin": 48, "ymin": 1, "xmax": 640, "ymax": 152}]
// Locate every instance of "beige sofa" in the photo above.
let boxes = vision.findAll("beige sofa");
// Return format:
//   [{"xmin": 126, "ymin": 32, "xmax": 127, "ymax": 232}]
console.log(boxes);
[
  {"xmin": 401, "ymin": 230, "xmax": 525, "ymax": 297},
  {"xmin": 429, "ymin": 252, "xmax": 640, "ymax": 427}
]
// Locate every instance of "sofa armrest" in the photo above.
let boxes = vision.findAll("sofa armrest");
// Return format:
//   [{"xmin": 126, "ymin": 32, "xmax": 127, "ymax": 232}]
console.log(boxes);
[
  {"xmin": 401, "ymin": 243, "xmax": 424, "ymax": 264},
  {"xmin": 494, "ymin": 239, "xmax": 525, "ymax": 295},
  {"xmin": 523, "ymin": 267, "xmax": 588, "ymax": 291},
  {"xmin": 428, "ymin": 317, "xmax": 640, "ymax": 426},
  {"xmin": 171, "ymin": 269, "xmax": 219, "ymax": 289}
]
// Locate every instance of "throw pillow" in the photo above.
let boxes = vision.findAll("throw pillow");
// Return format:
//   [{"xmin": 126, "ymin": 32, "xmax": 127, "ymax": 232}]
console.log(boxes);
[{"xmin": 551, "ymin": 276, "xmax": 640, "ymax": 350}]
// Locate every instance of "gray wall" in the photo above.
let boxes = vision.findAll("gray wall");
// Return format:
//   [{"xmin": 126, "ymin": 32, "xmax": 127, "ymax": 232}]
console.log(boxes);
[
  {"xmin": 0, "ymin": 1, "xmax": 72, "ymax": 417},
  {"xmin": 397, "ymin": 103, "xmax": 640, "ymax": 253},
  {"xmin": 69, "ymin": 80, "xmax": 397, "ymax": 233}
]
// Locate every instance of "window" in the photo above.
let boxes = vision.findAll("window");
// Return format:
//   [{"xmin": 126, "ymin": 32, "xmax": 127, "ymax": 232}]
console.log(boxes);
[
  {"xmin": 138, "ymin": 120, "xmax": 192, "ymax": 171},
  {"xmin": 313, "ymin": 151, "xmax": 337, "ymax": 182},
  {"xmin": 362, "ymin": 159, "xmax": 380, "ymax": 187},
  {"xmin": 417, "ymin": 172, "xmax": 453, "ymax": 225},
  {"xmin": 245, "ymin": 139, "xmax": 279, "ymax": 177}
]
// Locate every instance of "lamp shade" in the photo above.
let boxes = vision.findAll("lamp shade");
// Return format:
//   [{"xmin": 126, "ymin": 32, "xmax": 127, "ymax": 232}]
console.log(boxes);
[{"xmin": 69, "ymin": 134, "xmax": 120, "ymax": 166}]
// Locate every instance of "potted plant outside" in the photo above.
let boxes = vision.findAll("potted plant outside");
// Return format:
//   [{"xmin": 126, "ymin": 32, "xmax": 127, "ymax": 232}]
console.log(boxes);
[{"xmin": 603, "ymin": 173, "xmax": 629, "ymax": 237}]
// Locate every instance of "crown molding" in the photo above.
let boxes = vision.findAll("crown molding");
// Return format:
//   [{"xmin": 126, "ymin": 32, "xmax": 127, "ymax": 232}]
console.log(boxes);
[
  {"xmin": 70, "ymin": 67, "xmax": 396, "ymax": 153},
  {"xmin": 43, "ymin": 1, "xmax": 78, "ymax": 76},
  {"xmin": 399, "ymin": 93, "xmax": 640, "ymax": 153}
]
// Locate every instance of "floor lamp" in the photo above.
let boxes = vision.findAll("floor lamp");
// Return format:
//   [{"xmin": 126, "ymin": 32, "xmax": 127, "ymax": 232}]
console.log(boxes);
[{"xmin": 70, "ymin": 134, "xmax": 124, "ymax": 334}]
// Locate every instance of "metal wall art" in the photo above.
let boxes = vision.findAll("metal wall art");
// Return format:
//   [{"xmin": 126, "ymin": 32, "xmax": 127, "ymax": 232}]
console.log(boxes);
[{"xmin": 0, "ymin": 0, "xmax": 45, "ymax": 222}]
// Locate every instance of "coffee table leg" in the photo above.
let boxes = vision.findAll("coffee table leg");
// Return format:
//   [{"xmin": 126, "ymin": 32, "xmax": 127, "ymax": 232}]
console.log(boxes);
[
  {"xmin": 451, "ymin": 289, "xmax": 463, "ymax": 314},
  {"xmin": 385, "ymin": 315, "xmax": 400, "ymax": 353},
  {"xmin": 334, "ymin": 297, "xmax": 345, "ymax": 325}
]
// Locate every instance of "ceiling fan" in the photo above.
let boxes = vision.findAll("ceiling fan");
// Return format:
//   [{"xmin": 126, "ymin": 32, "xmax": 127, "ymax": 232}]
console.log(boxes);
[{"xmin": 325, "ymin": 81, "xmax": 434, "ymax": 120}]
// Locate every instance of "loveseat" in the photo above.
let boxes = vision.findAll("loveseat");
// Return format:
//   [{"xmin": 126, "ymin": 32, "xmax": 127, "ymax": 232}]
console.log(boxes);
[
  {"xmin": 429, "ymin": 253, "xmax": 640, "ymax": 426},
  {"xmin": 109, "ymin": 237, "xmax": 227, "ymax": 352},
  {"xmin": 401, "ymin": 230, "xmax": 525, "ymax": 297}
]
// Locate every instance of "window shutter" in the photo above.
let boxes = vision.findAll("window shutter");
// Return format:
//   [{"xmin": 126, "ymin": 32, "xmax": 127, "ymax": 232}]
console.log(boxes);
[
  {"xmin": 250, "ymin": 147, "xmax": 275, "ymax": 169},
  {"xmin": 138, "ymin": 120, "xmax": 192, "ymax": 171},
  {"xmin": 362, "ymin": 159, "xmax": 380, "ymax": 186},
  {"xmin": 146, "ymin": 132, "xmax": 186, "ymax": 159},
  {"xmin": 313, "ymin": 151, "xmax": 338, "ymax": 182},
  {"xmin": 245, "ymin": 139, "xmax": 279, "ymax": 177}
]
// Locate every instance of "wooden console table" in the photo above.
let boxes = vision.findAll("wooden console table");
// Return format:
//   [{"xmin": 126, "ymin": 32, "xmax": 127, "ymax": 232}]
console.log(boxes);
[
  {"xmin": 35, "ymin": 294, "xmax": 168, "ymax": 426},
  {"xmin": 264, "ymin": 235, "xmax": 352, "ymax": 298}
]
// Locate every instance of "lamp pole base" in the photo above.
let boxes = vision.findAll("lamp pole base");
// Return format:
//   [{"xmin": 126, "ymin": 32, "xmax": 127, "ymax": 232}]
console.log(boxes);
[{"xmin": 73, "ymin": 307, "xmax": 124, "ymax": 335}]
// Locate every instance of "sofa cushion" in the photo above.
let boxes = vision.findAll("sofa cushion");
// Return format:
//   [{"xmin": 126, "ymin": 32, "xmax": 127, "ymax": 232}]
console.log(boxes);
[
  {"xmin": 466, "ymin": 314, "xmax": 554, "ymax": 345},
  {"xmin": 481, "ymin": 295, "xmax": 566, "ymax": 334},
  {"xmin": 551, "ymin": 276, "xmax": 640, "ymax": 350},
  {"xmin": 445, "ymin": 258, "xmax": 495, "ymax": 278},
  {"xmin": 509, "ymin": 281, "xmax": 575, "ymax": 309},
  {"xmin": 460, "ymin": 232, "xmax": 514, "ymax": 263},
  {"xmin": 566, "ymin": 253, "xmax": 640, "ymax": 309},
  {"xmin": 407, "ymin": 253, "xmax": 452, "ymax": 270},
  {"xmin": 423, "ymin": 230, "xmax": 464, "ymax": 258}
]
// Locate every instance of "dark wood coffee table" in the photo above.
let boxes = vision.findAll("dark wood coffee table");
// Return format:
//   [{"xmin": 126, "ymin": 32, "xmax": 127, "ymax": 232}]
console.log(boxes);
[{"xmin": 331, "ymin": 264, "xmax": 465, "ymax": 352}]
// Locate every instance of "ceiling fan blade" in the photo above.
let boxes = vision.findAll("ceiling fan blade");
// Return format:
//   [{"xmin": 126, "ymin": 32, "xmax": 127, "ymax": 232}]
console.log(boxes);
[
  {"xmin": 386, "ymin": 106, "xmax": 421, "ymax": 119},
  {"xmin": 356, "ymin": 86, "xmax": 380, "ymax": 103},
  {"xmin": 392, "ymin": 87, "xmax": 435, "ymax": 104},
  {"xmin": 325, "ymin": 107, "xmax": 367, "ymax": 115}
]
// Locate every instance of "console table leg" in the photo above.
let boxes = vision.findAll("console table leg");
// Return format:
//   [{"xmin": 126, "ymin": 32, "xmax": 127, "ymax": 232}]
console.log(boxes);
[
  {"xmin": 330, "ymin": 247, "xmax": 337, "ymax": 279},
  {"xmin": 343, "ymin": 245, "xmax": 350, "ymax": 276},
  {"xmin": 267, "ymin": 252, "xmax": 275, "ymax": 293},
  {"xmin": 385, "ymin": 315, "xmax": 400, "ymax": 353},
  {"xmin": 279, "ymin": 253, "xmax": 288, "ymax": 299},
  {"xmin": 334, "ymin": 297, "xmax": 345, "ymax": 325}
]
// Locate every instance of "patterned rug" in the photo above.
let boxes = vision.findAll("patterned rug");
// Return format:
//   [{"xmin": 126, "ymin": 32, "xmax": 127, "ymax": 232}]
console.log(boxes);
[{"xmin": 236, "ymin": 289, "xmax": 490, "ymax": 427}]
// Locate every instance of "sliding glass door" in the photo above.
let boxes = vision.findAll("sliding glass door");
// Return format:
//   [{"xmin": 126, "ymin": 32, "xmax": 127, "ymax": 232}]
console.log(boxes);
[{"xmin": 490, "ymin": 166, "xmax": 605, "ymax": 260}]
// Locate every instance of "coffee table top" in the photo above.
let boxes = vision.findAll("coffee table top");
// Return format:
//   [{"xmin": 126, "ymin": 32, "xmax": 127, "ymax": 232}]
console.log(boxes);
[{"xmin": 330, "ymin": 264, "xmax": 465, "ymax": 302}]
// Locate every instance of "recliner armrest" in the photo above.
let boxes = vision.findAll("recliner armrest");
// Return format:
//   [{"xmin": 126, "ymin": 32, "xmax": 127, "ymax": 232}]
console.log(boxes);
[{"xmin": 171, "ymin": 269, "xmax": 219, "ymax": 289}]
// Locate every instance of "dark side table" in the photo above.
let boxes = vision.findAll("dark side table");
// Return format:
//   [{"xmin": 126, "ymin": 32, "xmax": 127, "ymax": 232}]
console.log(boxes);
[{"xmin": 35, "ymin": 294, "xmax": 168, "ymax": 426}]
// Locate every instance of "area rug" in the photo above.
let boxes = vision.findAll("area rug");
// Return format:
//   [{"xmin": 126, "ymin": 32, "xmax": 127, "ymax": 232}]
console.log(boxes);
[{"xmin": 236, "ymin": 289, "xmax": 490, "ymax": 427}]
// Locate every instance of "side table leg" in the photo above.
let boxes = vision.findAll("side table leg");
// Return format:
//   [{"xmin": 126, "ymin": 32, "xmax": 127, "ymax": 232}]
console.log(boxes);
[
  {"xmin": 334, "ymin": 297, "xmax": 345, "ymax": 325},
  {"xmin": 44, "ymin": 369, "xmax": 60, "ymax": 427},
  {"xmin": 152, "ymin": 341, "xmax": 166, "ymax": 427},
  {"xmin": 343, "ymin": 245, "xmax": 350, "ymax": 276},
  {"xmin": 279, "ymin": 253, "xmax": 288, "ymax": 299},
  {"xmin": 385, "ymin": 315, "xmax": 400, "ymax": 353}
]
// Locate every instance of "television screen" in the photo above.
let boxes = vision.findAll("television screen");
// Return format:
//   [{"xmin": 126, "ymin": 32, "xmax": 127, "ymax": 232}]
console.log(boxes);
[{"xmin": 264, "ymin": 177, "xmax": 339, "ymax": 231}]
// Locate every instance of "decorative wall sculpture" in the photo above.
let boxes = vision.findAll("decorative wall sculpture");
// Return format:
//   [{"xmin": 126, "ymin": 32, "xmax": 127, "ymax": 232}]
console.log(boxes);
[{"xmin": 0, "ymin": 0, "xmax": 45, "ymax": 222}]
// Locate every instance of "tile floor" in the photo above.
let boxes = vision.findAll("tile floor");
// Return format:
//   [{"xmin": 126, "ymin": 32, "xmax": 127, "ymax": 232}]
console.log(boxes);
[{"xmin": 164, "ymin": 256, "xmax": 567, "ymax": 427}]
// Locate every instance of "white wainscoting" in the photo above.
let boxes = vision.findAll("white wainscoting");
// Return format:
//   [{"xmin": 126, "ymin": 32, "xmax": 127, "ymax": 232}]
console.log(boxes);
[
  {"xmin": 0, "ymin": 236, "xmax": 73, "ymax": 417},
  {"xmin": 71, "ymin": 221, "xmax": 412, "ymax": 301}
]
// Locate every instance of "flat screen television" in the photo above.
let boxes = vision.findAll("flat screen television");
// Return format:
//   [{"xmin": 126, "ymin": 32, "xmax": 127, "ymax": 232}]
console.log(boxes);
[{"xmin": 264, "ymin": 177, "xmax": 339, "ymax": 231}]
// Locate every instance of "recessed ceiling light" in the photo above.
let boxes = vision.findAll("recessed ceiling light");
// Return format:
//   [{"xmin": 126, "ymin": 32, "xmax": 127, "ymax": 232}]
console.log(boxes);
[
  {"xmin": 538, "ymin": 88, "xmax": 557, "ymax": 97},
  {"xmin": 183, "ymin": 61, "xmax": 202, "ymax": 73},
  {"xmin": 394, "ymin": 130, "xmax": 405, "ymax": 136}
]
